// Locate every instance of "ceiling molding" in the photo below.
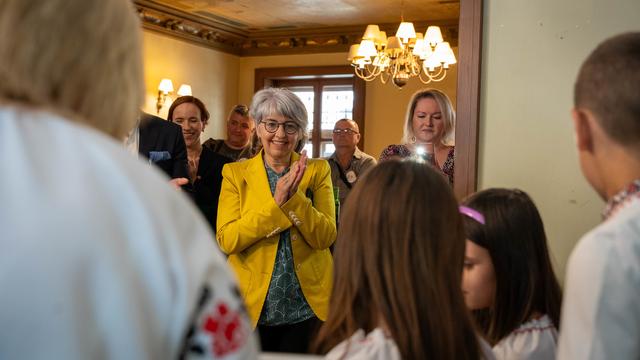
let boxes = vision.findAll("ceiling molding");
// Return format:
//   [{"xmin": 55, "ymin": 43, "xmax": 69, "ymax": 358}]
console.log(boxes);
[{"xmin": 134, "ymin": 0, "xmax": 458, "ymax": 57}]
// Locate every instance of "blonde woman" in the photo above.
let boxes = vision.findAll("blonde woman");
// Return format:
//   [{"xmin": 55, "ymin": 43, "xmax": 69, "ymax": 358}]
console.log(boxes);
[{"xmin": 379, "ymin": 89, "xmax": 456, "ymax": 185}]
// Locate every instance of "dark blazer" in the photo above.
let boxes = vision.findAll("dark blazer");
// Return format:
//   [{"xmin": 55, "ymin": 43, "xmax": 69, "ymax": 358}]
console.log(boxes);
[
  {"xmin": 190, "ymin": 146, "xmax": 232, "ymax": 231},
  {"xmin": 138, "ymin": 112, "xmax": 189, "ymax": 179}
]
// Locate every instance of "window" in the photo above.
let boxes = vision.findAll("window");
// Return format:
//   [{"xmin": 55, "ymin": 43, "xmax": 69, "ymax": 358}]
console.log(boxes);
[{"xmin": 255, "ymin": 66, "xmax": 365, "ymax": 158}]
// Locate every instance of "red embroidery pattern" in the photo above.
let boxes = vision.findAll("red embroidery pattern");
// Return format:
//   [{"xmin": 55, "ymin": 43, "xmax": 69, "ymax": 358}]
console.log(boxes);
[{"xmin": 203, "ymin": 302, "xmax": 245, "ymax": 357}]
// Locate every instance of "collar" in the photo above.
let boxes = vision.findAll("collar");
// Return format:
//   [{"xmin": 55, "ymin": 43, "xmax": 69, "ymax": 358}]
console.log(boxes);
[
  {"xmin": 353, "ymin": 147, "xmax": 364, "ymax": 159},
  {"xmin": 330, "ymin": 147, "xmax": 362, "ymax": 161},
  {"xmin": 602, "ymin": 179, "xmax": 640, "ymax": 220},
  {"xmin": 255, "ymin": 149, "xmax": 298, "ymax": 171}
]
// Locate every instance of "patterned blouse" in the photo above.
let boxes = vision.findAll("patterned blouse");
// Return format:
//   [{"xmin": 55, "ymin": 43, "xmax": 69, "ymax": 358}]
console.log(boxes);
[
  {"xmin": 379, "ymin": 144, "xmax": 455, "ymax": 185},
  {"xmin": 257, "ymin": 163, "xmax": 315, "ymax": 326}
]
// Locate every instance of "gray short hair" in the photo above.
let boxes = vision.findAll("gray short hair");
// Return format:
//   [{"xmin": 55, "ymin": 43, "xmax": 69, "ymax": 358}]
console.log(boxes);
[
  {"xmin": 402, "ymin": 89, "xmax": 456, "ymax": 146},
  {"xmin": 250, "ymin": 88, "xmax": 309, "ymax": 151},
  {"xmin": 0, "ymin": 0, "xmax": 143, "ymax": 139}
]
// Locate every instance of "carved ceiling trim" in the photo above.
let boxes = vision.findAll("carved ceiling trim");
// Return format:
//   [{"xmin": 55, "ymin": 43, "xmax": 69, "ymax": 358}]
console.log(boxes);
[{"xmin": 134, "ymin": 0, "xmax": 458, "ymax": 57}]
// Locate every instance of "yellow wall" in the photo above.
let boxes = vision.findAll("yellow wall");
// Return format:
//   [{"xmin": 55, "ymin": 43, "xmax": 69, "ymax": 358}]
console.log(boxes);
[
  {"xmin": 238, "ymin": 52, "xmax": 457, "ymax": 158},
  {"xmin": 142, "ymin": 30, "xmax": 457, "ymax": 157},
  {"xmin": 480, "ymin": 0, "xmax": 640, "ymax": 282},
  {"xmin": 142, "ymin": 31, "xmax": 240, "ymax": 140}
]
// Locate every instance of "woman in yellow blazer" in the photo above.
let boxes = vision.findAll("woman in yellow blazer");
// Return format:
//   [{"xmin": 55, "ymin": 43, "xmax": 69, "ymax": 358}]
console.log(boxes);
[{"xmin": 217, "ymin": 88, "xmax": 336, "ymax": 353}]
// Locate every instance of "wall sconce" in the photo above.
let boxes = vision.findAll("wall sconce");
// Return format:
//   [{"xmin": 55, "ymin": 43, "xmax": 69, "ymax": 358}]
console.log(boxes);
[
  {"xmin": 177, "ymin": 84, "xmax": 192, "ymax": 96},
  {"xmin": 156, "ymin": 78, "xmax": 174, "ymax": 114}
]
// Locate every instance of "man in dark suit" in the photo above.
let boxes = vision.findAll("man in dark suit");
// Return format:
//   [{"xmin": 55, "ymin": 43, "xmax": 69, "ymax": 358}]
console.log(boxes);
[{"xmin": 138, "ymin": 112, "xmax": 189, "ymax": 186}]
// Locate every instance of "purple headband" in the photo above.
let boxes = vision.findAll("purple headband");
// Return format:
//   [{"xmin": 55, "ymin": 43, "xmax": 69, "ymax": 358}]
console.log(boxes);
[{"xmin": 459, "ymin": 205, "xmax": 485, "ymax": 225}]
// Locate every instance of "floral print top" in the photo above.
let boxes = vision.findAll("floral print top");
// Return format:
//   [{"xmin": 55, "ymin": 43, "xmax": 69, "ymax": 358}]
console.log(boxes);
[{"xmin": 379, "ymin": 144, "xmax": 455, "ymax": 185}]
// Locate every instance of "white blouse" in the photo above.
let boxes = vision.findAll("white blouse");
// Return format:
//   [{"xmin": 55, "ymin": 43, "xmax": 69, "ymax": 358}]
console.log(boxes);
[
  {"xmin": 325, "ymin": 328, "xmax": 401, "ymax": 360},
  {"xmin": 492, "ymin": 315, "xmax": 558, "ymax": 360},
  {"xmin": 325, "ymin": 328, "xmax": 495, "ymax": 359}
]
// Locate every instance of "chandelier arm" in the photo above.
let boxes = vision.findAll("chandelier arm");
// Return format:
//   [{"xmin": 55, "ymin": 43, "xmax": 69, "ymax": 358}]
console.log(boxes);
[
  {"xmin": 430, "ymin": 67, "xmax": 448, "ymax": 82},
  {"xmin": 424, "ymin": 65, "xmax": 445, "ymax": 79},
  {"xmin": 380, "ymin": 70, "xmax": 390, "ymax": 84},
  {"xmin": 418, "ymin": 71, "xmax": 433, "ymax": 84},
  {"xmin": 355, "ymin": 66, "xmax": 377, "ymax": 81}
]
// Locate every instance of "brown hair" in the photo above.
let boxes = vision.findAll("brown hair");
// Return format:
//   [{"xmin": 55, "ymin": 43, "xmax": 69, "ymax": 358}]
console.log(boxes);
[
  {"xmin": 462, "ymin": 188, "xmax": 562, "ymax": 345},
  {"xmin": 0, "ymin": 0, "xmax": 143, "ymax": 139},
  {"xmin": 167, "ymin": 96, "xmax": 210, "ymax": 125},
  {"xmin": 313, "ymin": 160, "xmax": 480, "ymax": 359},
  {"xmin": 574, "ymin": 32, "xmax": 640, "ymax": 149},
  {"xmin": 228, "ymin": 104, "xmax": 250, "ymax": 119}
]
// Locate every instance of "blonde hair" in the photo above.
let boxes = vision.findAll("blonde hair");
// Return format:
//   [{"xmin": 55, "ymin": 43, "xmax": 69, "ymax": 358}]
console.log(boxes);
[
  {"xmin": 0, "ymin": 0, "xmax": 143, "ymax": 139},
  {"xmin": 401, "ymin": 89, "xmax": 456, "ymax": 146}
]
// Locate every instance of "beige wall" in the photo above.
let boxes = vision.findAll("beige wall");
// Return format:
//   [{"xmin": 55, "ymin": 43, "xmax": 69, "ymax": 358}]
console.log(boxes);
[
  {"xmin": 238, "ymin": 52, "xmax": 457, "ymax": 158},
  {"xmin": 480, "ymin": 0, "xmax": 640, "ymax": 282},
  {"xmin": 142, "ymin": 31, "xmax": 239, "ymax": 140}
]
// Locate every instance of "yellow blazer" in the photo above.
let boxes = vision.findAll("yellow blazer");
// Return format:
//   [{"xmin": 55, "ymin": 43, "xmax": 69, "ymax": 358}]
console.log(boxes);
[{"xmin": 216, "ymin": 151, "xmax": 336, "ymax": 327}]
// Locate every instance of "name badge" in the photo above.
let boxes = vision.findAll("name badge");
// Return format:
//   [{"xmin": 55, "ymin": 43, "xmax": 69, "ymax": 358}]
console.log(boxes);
[{"xmin": 346, "ymin": 170, "xmax": 357, "ymax": 183}]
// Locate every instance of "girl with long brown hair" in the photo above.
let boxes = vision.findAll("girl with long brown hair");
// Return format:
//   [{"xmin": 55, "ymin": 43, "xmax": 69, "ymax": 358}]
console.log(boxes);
[{"xmin": 313, "ymin": 160, "xmax": 489, "ymax": 359}]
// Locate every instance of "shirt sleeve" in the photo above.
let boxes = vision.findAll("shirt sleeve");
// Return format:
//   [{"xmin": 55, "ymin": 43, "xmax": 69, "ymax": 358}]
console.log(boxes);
[
  {"xmin": 178, "ymin": 263, "xmax": 259, "ymax": 359},
  {"xmin": 558, "ymin": 225, "xmax": 640, "ymax": 359}
]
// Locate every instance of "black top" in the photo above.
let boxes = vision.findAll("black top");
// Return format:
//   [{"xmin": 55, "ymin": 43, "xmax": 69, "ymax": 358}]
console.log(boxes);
[
  {"xmin": 188, "ymin": 146, "xmax": 232, "ymax": 232},
  {"xmin": 138, "ymin": 112, "xmax": 189, "ymax": 180}
]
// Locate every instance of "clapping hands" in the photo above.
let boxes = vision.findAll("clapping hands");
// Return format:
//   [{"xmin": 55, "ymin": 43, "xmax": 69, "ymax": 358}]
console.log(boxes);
[{"xmin": 274, "ymin": 150, "xmax": 308, "ymax": 206}]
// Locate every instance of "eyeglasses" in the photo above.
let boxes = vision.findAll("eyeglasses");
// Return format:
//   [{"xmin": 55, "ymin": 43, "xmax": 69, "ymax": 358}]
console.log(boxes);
[
  {"xmin": 333, "ymin": 128, "xmax": 358, "ymax": 135},
  {"xmin": 260, "ymin": 120, "xmax": 299, "ymax": 135}
]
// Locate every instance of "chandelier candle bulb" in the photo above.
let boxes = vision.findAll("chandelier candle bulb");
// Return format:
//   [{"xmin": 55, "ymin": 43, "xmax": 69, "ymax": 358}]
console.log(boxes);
[
  {"xmin": 425, "ymin": 26, "xmax": 444, "ymax": 47},
  {"xmin": 440, "ymin": 42, "xmax": 457, "ymax": 65},
  {"xmin": 357, "ymin": 39, "xmax": 377, "ymax": 58},
  {"xmin": 376, "ymin": 31, "xmax": 388, "ymax": 47},
  {"xmin": 396, "ymin": 22, "xmax": 417, "ymax": 43},
  {"xmin": 363, "ymin": 24, "xmax": 381, "ymax": 40},
  {"xmin": 347, "ymin": 44, "xmax": 360, "ymax": 62}
]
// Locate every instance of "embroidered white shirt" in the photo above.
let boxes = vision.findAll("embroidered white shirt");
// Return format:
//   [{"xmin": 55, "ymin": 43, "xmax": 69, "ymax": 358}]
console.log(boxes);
[
  {"xmin": 325, "ymin": 328, "xmax": 496, "ymax": 359},
  {"xmin": 558, "ymin": 197, "xmax": 640, "ymax": 359},
  {"xmin": 493, "ymin": 315, "xmax": 558, "ymax": 359},
  {"xmin": 0, "ymin": 105, "xmax": 258, "ymax": 359}
]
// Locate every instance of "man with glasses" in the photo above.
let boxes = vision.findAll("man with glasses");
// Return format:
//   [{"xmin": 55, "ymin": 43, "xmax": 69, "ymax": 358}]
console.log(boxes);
[
  {"xmin": 203, "ymin": 104, "xmax": 256, "ymax": 161},
  {"xmin": 327, "ymin": 118, "xmax": 377, "ymax": 208}
]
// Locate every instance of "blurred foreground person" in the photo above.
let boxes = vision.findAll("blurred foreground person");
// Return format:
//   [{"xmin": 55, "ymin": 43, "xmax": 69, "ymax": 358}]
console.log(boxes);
[
  {"xmin": 0, "ymin": 0, "xmax": 257, "ymax": 358},
  {"xmin": 558, "ymin": 32, "xmax": 640, "ymax": 360}
]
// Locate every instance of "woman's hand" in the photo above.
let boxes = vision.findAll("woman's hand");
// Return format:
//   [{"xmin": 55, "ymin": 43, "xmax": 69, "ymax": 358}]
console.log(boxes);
[
  {"xmin": 289, "ymin": 150, "xmax": 307, "ymax": 196},
  {"xmin": 274, "ymin": 150, "xmax": 308, "ymax": 206}
]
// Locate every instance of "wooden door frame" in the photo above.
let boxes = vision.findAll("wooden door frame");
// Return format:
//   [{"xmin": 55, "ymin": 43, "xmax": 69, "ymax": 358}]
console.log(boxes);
[{"xmin": 454, "ymin": 0, "xmax": 483, "ymax": 199}]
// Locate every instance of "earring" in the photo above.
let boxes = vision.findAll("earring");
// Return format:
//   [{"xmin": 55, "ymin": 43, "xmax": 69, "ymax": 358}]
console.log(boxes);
[{"xmin": 411, "ymin": 136, "xmax": 416, "ymax": 143}]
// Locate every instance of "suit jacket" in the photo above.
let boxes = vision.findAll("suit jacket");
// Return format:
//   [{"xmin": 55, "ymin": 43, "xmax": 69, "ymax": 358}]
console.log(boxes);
[
  {"xmin": 138, "ymin": 112, "xmax": 188, "ymax": 179},
  {"xmin": 216, "ymin": 151, "xmax": 336, "ymax": 327},
  {"xmin": 190, "ymin": 146, "xmax": 232, "ymax": 232}
]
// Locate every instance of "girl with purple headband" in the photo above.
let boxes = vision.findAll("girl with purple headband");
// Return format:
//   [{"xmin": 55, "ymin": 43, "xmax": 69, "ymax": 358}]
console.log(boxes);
[{"xmin": 460, "ymin": 189, "xmax": 562, "ymax": 360}]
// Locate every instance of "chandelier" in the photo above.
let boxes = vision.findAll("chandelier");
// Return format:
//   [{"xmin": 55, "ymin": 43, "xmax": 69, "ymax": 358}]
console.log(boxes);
[{"xmin": 347, "ymin": 22, "xmax": 457, "ymax": 88}]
